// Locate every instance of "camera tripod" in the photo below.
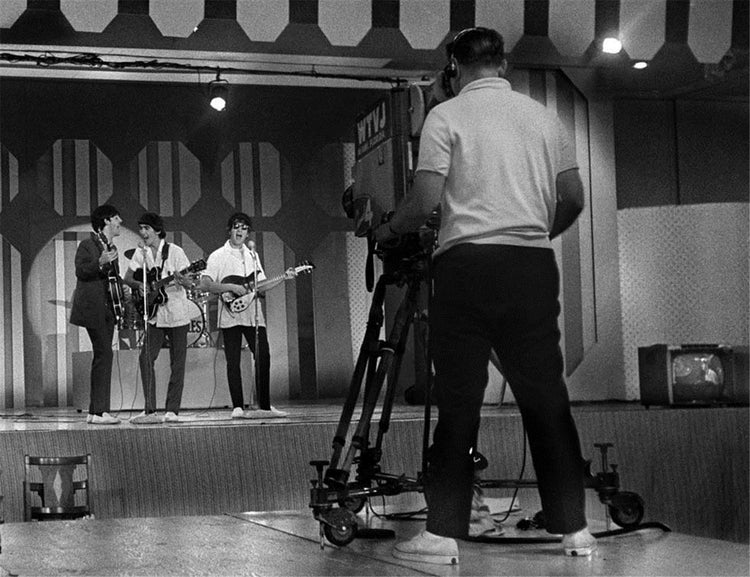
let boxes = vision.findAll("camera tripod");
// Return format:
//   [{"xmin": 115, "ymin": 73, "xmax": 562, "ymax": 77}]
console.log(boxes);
[{"xmin": 309, "ymin": 237, "xmax": 665, "ymax": 548}]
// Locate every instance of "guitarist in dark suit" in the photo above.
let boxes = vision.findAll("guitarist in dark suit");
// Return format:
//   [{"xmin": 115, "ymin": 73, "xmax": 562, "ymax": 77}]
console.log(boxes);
[
  {"xmin": 70, "ymin": 204, "xmax": 123, "ymax": 425},
  {"xmin": 123, "ymin": 212, "xmax": 194, "ymax": 424},
  {"xmin": 200, "ymin": 212, "xmax": 294, "ymax": 420}
]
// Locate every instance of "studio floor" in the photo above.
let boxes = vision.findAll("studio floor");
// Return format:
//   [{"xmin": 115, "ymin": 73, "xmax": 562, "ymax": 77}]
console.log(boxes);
[
  {"xmin": 0, "ymin": 403, "xmax": 747, "ymax": 576},
  {"xmin": 1, "ymin": 506, "xmax": 747, "ymax": 576}
]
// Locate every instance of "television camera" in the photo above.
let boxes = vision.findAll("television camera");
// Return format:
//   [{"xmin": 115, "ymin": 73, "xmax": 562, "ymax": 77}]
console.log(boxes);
[{"xmin": 310, "ymin": 83, "xmax": 662, "ymax": 549}]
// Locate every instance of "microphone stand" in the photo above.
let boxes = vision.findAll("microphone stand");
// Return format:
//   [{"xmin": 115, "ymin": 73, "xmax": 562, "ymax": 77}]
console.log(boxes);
[
  {"xmin": 250, "ymin": 245, "xmax": 259, "ymax": 410},
  {"xmin": 141, "ymin": 246, "xmax": 151, "ymax": 413}
]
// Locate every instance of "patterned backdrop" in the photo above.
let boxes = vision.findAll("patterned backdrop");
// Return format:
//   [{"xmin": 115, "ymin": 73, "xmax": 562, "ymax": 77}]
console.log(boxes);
[{"xmin": 0, "ymin": 0, "xmax": 746, "ymax": 407}]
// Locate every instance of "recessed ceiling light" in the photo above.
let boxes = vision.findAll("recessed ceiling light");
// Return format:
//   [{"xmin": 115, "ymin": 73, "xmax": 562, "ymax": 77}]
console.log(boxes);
[
  {"xmin": 602, "ymin": 37, "xmax": 623, "ymax": 54},
  {"xmin": 633, "ymin": 61, "xmax": 648, "ymax": 70}
]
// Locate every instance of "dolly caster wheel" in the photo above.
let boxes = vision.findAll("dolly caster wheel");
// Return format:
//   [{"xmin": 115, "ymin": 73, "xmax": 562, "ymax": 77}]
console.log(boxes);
[
  {"xmin": 609, "ymin": 491, "xmax": 645, "ymax": 528},
  {"xmin": 322, "ymin": 507, "xmax": 358, "ymax": 546},
  {"xmin": 339, "ymin": 490, "xmax": 367, "ymax": 514}
]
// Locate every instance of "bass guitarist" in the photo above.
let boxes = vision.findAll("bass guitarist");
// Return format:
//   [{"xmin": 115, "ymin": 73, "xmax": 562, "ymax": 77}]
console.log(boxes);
[
  {"xmin": 200, "ymin": 212, "xmax": 294, "ymax": 420},
  {"xmin": 123, "ymin": 212, "xmax": 193, "ymax": 424},
  {"xmin": 70, "ymin": 204, "xmax": 123, "ymax": 425}
]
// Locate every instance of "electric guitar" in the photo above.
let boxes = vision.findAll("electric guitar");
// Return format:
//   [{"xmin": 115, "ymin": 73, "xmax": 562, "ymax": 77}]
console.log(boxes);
[
  {"xmin": 221, "ymin": 261, "xmax": 314, "ymax": 314},
  {"xmin": 134, "ymin": 259, "xmax": 207, "ymax": 319},
  {"xmin": 96, "ymin": 231, "xmax": 125, "ymax": 328}
]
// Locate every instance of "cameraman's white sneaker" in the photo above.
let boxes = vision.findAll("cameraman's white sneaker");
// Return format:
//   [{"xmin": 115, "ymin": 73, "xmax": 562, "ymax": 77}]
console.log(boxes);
[
  {"xmin": 392, "ymin": 531, "xmax": 458, "ymax": 565},
  {"xmin": 562, "ymin": 527, "xmax": 597, "ymax": 556}
]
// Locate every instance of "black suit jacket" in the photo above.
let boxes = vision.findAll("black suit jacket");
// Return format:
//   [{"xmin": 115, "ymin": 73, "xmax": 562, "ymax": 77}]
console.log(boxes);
[{"xmin": 69, "ymin": 234, "xmax": 113, "ymax": 328}]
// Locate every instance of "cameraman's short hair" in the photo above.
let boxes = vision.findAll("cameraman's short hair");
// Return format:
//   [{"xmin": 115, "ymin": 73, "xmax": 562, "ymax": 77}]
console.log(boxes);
[
  {"xmin": 447, "ymin": 27, "xmax": 505, "ymax": 69},
  {"xmin": 91, "ymin": 204, "xmax": 120, "ymax": 232}
]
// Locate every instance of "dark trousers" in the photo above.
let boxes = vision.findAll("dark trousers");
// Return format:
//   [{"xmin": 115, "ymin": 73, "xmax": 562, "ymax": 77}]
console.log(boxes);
[
  {"xmin": 85, "ymin": 315, "xmax": 115, "ymax": 415},
  {"xmin": 425, "ymin": 244, "xmax": 587, "ymax": 538},
  {"xmin": 222, "ymin": 325, "xmax": 271, "ymax": 410},
  {"xmin": 138, "ymin": 323, "xmax": 189, "ymax": 414}
]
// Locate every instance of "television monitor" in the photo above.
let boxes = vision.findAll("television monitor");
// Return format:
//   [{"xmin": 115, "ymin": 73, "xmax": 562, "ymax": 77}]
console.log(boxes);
[{"xmin": 638, "ymin": 344, "xmax": 749, "ymax": 407}]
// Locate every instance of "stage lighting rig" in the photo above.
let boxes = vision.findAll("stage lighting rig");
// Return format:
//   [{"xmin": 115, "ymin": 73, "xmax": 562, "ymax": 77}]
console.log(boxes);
[{"xmin": 208, "ymin": 73, "xmax": 228, "ymax": 111}]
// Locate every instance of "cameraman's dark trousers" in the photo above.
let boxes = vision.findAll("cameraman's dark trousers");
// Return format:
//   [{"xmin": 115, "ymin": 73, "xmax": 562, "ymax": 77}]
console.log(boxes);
[{"xmin": 426, "ymin": 243, "xmax": 587, "ymax": 538}]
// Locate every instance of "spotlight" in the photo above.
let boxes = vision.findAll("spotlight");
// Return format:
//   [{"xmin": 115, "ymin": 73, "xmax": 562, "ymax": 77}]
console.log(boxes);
[
  {"xmin": 208, "ymin": 74, "xmax": 228, "ymax": 111},
  {"xmin": 601, "ymin": 37, "xmax": 622, "ymax": 54},
  {"xmin": 633, "ymin": 61, "xmax": 648, "ymax": 70}
]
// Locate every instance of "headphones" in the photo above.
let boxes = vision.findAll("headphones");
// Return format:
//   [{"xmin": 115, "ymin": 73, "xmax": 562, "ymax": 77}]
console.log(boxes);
[
  {"xmin": 442, "ymin": 27, "xmax": 491, "ymax": 96},
  {"xmin": 443, "ymin": 27, "xmax": 490, "ymax": 79}
]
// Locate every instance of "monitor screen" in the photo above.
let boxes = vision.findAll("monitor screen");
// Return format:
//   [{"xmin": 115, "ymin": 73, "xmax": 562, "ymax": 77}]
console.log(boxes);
[{"xmin": 672, "ymin": 351, "xmax": 725, "ymax": 402}]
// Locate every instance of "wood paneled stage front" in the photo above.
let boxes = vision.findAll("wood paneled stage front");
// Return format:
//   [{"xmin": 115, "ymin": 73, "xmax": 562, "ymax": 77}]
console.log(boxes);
[{"xmin": 0, "ymin": 401, "xmax": 747, "ymax": 547}]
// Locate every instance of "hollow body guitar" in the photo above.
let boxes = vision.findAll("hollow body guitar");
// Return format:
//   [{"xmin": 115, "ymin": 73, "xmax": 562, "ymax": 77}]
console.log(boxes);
[
  {"xmin": 221, "ymin": 262, "xmax": 314, "ymax": 315},
  {"xmin": 96, "ymin": 231, "xmax": 125, "ymax": 328},
  {"xmin": 134, "ymin": 258, "xmax": 207, "ymax": 319}
]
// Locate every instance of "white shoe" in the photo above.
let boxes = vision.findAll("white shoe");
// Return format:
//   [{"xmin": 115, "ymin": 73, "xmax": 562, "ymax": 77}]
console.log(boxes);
[
  {"xmin": 392, "ymin": 531, "xmax": 459, "ymax": 565},
  {"xmin": 86, "ymin": 414, "xmax": 93, "ymax": 424},
  {"xmin": 231, "ymin": 407, "xmax": 264, "ymax": 419},
  {"xmin": 130, "ymin": 412, "xmax": 163, "ymax": 424},
  {"xmin": 265, "ymin": 406, "xmax": 288, "ymax": 418},
  {"xmin": 164, "ymin": 411, "xmax": 180, "ymax": 422},
  {"xmin": 89, "ymin": 412, "xmax": 120, "ymax": 425},
  {"xmin": 562, "ymin": 527, "xmax": 597, "ymax": 557}
]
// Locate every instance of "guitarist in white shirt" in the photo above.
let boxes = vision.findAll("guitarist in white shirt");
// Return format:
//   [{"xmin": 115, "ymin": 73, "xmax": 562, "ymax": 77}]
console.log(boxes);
[
  {"xmin": 123, "ymin": 212, "xmax": 193, "ymax": 424},
  {"xmin": 200, "ymin": 212, "xmax": 293, "ymax": 419}
]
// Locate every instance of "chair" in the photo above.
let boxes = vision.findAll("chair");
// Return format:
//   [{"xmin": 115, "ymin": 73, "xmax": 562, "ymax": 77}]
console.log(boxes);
[{"xmin": 23, "ymin": 454, "xmax": 91, "ymax": 521}]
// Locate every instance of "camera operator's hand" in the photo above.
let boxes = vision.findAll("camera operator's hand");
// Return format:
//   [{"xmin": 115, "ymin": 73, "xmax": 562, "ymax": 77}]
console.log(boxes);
[{"xmin": 374, "ymin": 221, "xmax": 398, "ymax": 244}]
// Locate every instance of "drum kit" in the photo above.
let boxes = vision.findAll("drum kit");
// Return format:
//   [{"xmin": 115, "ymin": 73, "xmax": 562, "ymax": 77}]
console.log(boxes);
[{"xmin": 120, "ymin": 274, "xmax": 214, "ymax": 348}]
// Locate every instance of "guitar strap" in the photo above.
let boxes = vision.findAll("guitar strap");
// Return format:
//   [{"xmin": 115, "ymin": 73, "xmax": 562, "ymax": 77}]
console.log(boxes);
[{"xmin": 159, "ymin": 241, "xmax": 170, "ymax": 276}]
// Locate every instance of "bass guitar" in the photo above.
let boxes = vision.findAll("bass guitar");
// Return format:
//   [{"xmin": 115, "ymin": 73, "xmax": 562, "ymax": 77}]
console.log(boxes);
[
  {"xmin": 134, "ymin": 258, "xmax": 207, "ymax": 319},
  {"xmin": 96, "ymin": 231, "xmax": 125, "ymax": 328},
  {"xmin": 221, "ymin": 261, "xmax": 314, "ymax": 315}
]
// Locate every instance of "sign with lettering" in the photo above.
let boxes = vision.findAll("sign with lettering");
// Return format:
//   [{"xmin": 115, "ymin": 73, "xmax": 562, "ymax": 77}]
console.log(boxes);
[{"xmin": 354, "ymin": 97, "xmax": 390, "ymax": 160}]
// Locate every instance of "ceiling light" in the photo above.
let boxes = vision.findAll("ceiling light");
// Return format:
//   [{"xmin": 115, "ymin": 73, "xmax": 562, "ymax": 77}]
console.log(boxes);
[
  {"xmin": 208, "ymin": 74, "xmax": 228, "ymax": 111},
  {"xmin": 633, "ymin": 61, "xmax": 648, "ymax": 70},
  {"xmin": 601, "ymin": 37, "xmax": 622, "ymax": 54}
]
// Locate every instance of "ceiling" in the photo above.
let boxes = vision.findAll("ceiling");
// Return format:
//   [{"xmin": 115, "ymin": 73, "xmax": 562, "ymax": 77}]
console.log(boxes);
[{"xmin": 0, "ymin": 1, "xmax": 747, "ymax": 102}]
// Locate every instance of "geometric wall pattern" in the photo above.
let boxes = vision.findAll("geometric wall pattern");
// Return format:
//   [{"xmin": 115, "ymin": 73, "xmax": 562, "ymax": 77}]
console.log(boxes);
[
  {"xmin": 0, "ymin": 0, "xmax": 738, "ymax": 65},
  {"xmin": 618, "ymin": 202, "xmax": 749, "ymax": 399},
  {"xmin": 1, "ymin": 0, "xmax": 745, "ymax": 409}
]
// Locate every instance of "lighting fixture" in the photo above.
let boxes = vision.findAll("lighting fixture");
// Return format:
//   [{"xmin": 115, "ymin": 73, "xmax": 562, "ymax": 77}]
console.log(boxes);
[
  {"xmin": 208, "ymin": 74, "xmax": 228, "ymax": 111},
  {"xmin": 632, "ymin": 61, "xmax": 648, "ymax": 70},
  {"xmin": 601, "ymin": 37, "xmax": 622, "ymax": 54}
]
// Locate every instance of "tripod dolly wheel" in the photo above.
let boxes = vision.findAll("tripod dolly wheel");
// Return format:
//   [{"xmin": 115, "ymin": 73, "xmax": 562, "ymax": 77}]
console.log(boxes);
[
  {"xmin": 608, "ymin": 491, "xmax": 645, "ymax": 528},
  {"xmin": 323, "ymin": 507, "xmax": 358, "ymax": 546},
  {"xmin": 339, "ymin": 494, "xmax": 367, "ymax": 514}
]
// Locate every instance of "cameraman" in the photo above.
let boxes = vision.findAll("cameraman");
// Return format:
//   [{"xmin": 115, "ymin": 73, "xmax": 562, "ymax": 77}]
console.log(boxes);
[{"xmin": 375, "ymin": 27, "xmax": 593, "ymax": 565}]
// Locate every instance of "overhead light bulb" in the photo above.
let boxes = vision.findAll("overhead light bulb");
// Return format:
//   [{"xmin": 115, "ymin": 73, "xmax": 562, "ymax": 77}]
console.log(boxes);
[
  {"xmin": 208, "ymin": 74, "xmax": 228, "ymax": 111},
  {"xmin": 633, "ymin": 61, "xmax": 648, "ymax": 70},
  {"xmin": 602, "ymin": 37, "xmax": 622, "ymax": 54}
]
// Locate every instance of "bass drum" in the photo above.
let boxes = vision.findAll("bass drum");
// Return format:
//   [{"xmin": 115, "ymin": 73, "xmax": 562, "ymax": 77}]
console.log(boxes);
[{"xmin": 186, "ymin": 298, "xmax": 209, "ymax": 348}]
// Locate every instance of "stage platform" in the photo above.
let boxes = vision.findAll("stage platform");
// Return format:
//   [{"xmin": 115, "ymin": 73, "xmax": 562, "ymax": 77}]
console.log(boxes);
[
  {"xmin": 0, "ymin": 401, "xmax": 747, "ymax": 570},
  {"xmin": 1, "ymin": 508, "xmax": 747, "ymax": 576}
]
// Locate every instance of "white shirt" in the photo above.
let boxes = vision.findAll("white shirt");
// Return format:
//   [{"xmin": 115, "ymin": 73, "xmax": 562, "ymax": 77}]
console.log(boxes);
[
  {"xmin": 417, "ymin": 77, "xmax": 578, "ymax": 256},
  {"xmin": 203, "ymin": 240, "xmax": 267, "ymax": 329},
  {"xmin": 128, "ymin": 239, "xmax": 192, "ymax": 327}
]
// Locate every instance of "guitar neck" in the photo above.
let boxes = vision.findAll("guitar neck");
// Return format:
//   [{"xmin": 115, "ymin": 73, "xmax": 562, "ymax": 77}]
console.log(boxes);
[
  {"xmin": 150, "ymin": 264, "xmax": 194, "ymax": 291},
  {"xmin": 253, "ymin": 273, "xmax": 285, "ymax": 293}
]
